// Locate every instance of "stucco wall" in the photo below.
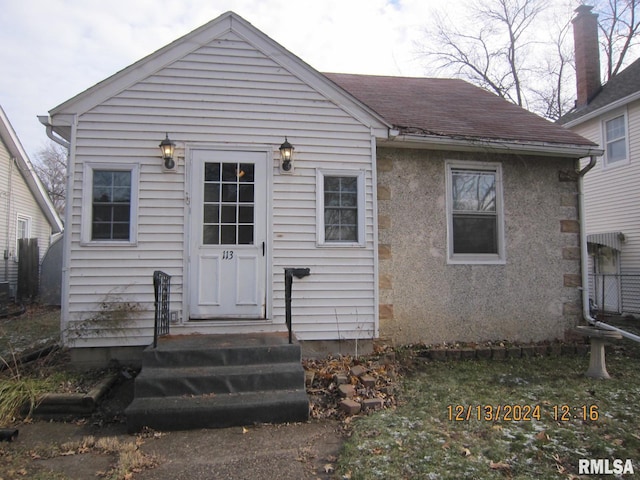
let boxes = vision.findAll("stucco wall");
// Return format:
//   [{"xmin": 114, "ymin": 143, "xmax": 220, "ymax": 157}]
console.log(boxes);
[{"xmin": 377, "ymin": 148, "xmax": 582, "ymax": 346}]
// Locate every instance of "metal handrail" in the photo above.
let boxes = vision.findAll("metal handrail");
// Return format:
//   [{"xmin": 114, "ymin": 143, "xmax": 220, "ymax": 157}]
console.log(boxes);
[
  {"xmin": 284, "ymin": 268, "xmax": 310, "ymax": 344},
  {"xmin": 153, "ymin": 271, "xmax": 171, "ymax": 348}
]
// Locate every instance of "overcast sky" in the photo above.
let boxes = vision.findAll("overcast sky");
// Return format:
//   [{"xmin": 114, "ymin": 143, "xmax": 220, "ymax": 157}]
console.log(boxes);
[{"xmin": 1, "ymin": 0, "xmax": 572, "ymax": 160}]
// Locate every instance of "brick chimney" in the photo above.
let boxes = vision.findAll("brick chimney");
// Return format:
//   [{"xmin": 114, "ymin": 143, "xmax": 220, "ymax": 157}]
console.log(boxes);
[{"xmin": 573, "ymin": 5, "xmax": 601, "ymax": 108}]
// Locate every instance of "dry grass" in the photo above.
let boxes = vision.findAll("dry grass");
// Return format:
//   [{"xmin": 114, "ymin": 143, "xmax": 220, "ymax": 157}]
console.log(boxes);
[
  {"xmin": 24, "ymin": 435, "xmax": 158, "ymax": 480},
  {"xmin": 0, "ymin": 306, "xmax": 113, "ymax": 425},
  {"xmin": 0, "ymin": 374, "xmax": 51, "ymax": 424}
]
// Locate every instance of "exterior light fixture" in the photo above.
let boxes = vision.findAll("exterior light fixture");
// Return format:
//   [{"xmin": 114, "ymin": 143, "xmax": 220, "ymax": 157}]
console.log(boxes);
[
  {"xmin": 279, "ymin": 137, "xmax": 294, "ymax": 172},
  {"xmin": 159, "ymin": 134, "xmax": 176, "ymax": 170}
]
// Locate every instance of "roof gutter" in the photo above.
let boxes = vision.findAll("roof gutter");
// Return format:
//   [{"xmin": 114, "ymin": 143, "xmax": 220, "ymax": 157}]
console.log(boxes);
[
  {"xmin": 385, "ymin": 132, "xmax": 602, "ymax": 158},
  {"xmin": 577, "ymin": 156, "xmax": 640, "ymax": 342},
  {"xmin": 38, "ymin": 116, "xmax": 70, "ymax": 150}
]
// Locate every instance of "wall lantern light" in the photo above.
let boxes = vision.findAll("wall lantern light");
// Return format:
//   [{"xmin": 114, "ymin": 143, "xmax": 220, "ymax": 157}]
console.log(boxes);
[
  {"xmin": 159, "ymin": 133, "xmax": 176, "ymax": 170},
  {"xmin": 279, "ymin": 137, "xmax": 294, "ymax": 172}
]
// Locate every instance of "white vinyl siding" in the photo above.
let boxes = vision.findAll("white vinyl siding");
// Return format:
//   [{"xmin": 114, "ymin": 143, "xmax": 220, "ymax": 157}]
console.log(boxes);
[
  {"xmin": 576, "ymin": 99, "xmax": 640, "ymax": 275},
  {"xmin": 0, "ymin": 146, "xmax": 53, "ymax": 295},
  {"xmin": 61, "ymin": 27, "xmax": 380, "ymax": 346}
]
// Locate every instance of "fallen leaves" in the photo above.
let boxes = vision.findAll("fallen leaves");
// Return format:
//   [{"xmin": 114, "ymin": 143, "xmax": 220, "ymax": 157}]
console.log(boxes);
[
  {"xmin": 489, "ymin": 460, "xmax": 511, "ymax": 471},
  {"xmin": 303, "ymin": 350, "xmax": 400, "ymax": 422}
]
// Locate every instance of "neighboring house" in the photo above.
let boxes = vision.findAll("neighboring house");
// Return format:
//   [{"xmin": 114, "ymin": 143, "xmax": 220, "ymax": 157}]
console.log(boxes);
[
  {"xmin": 0, "ymin": 106, "xmax": 63, "ymax": 300},
  {"xmin": 559, "ymin": 5, "xmax": 640, "ymax": 316},
  {"xmin": 40, "ymin": 11, "xmax": 599, "ymax": 365}
]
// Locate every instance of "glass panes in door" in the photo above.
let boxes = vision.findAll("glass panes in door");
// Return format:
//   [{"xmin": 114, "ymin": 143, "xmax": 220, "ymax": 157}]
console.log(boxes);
[{"xmin": 203, "ymin": 162, "xmax": 255, "ymax": 245}]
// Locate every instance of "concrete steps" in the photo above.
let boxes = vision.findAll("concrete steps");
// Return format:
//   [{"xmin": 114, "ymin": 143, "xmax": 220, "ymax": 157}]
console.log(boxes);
[{"xmin": 125, "ymin": 333, "xmax": 309, "ymax": 432}]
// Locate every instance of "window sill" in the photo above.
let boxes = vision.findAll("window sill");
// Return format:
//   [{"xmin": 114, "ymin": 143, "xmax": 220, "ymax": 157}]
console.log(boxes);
[
  {"xmin": 447, "ymin": 255, "xmax": 506, "ymax": 265},
  {"xmin": 80, "ymin": 240, "xmax": 138, "ymax": 247},
  {"xmin": 317, "ymin": 241, "xmax": 366, "ymax": 248}
]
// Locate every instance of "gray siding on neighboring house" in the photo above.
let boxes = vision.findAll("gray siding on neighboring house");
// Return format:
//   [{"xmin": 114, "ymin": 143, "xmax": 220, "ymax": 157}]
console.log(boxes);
[
  {"xmin": 377, "ymin": 148, "xmax": 581, "ymax": 345},
  {"xmin": 63, "ymin": 30, "xmax": 377, "ymax": 347},
  {"xmin": 0, "ymin": 140, "xmax": 52, "ymax": 296}
]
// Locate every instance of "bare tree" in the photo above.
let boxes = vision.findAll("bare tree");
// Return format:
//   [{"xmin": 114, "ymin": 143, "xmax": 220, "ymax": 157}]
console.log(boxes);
[
  {"xmin": 528, "ymin": 5, "xmax": 576, "ymax": 119},
  {"xmin": 420, "ymin": 0, "xmax": 548, "ymax": 107},
  {"xmin": 33, "ymin": 142, "xmax": 67, "ymax": 217},
  {"xmin": 594, "ymin": 0, "xmax": 640, "ymax": 79},
  {"xmin": 419, "ymin": 0, "xmax": 640, "ymax": 120}
]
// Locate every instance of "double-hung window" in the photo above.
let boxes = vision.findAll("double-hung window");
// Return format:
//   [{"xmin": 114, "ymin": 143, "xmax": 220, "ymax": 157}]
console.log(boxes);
[
  {"xmin": 82, "ymin": 163, "xmax": 139, "ymax": 245},
  {"xmin": 317, "ymin": 170, "xmax": 365, "ymax": 246},
  {"xmin": 603, "ymin": 113, "xmax": 628, "ymax": 167},
  {"xmin": 446, "ymin": 161, "xmax": 504, "ymax": 264}
]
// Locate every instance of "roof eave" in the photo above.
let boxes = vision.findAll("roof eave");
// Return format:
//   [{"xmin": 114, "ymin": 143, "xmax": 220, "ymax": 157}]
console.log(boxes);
[
  {"xmin": 562, "ymin": 90, "xmax": 640, "ymax": 128},
  {"xmin": 0, "ymin": 108, "xmax": 64, "ymax": 233},
  {"xmin": 382, "ymin": 133, "xmax": 603, "ymax": 158}
]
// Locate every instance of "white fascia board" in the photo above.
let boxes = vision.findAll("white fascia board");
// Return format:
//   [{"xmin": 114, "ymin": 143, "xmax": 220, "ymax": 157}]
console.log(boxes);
[
  {"xmin": 562, "ymin": 91, "xmax": 640, "ymax": 128},
  {"xmin": 49, "ymin": 14, "xmax": 236, "ymax": 117},
  {"xmin": 48, "ymin": 11, "xmax": 390, "ymax": 136},
  {"xmin": 381, "ymin": 133, "xmax": 604, "ymax": 159}
]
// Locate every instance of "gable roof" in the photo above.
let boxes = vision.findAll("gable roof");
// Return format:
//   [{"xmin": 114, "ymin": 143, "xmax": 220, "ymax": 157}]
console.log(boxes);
[
  {"xmin": 44, "ymin": 11, "xmax": 388, "ymax": 140},
  {"xmin": 44, "ymin": 11, "xmax": 598, "ymax": 159},
  {"xmin": 559, "ymin": 57, "xmax": 640, "ymax": 126},
  {"xmin": 326, "ymin": 73, "xmax": 598, "ymax": 154},
  {"xmin": 0, "ymin": 106, "xmax": 63, "ymax": 234}
]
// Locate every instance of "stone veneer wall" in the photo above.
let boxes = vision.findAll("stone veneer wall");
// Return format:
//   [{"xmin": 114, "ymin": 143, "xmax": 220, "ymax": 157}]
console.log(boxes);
[{"xmin": 376, "ymin": 147, "xmax": 582, "ymax": 346}]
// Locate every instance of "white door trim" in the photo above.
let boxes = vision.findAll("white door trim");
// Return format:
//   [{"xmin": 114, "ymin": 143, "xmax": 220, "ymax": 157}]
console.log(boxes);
[{"xmin": 184, "ymin": 144, "xmax": 273, "ymax": 322}]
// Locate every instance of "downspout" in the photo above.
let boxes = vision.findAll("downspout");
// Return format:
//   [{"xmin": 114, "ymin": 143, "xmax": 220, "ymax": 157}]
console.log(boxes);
[
  {"xmin": 42, "ymin": 120, "xmax": 72, "ymax": 345},
  {"xmin": 4, "ymin": 157, "xmax": 14, "ymax": 283},
  {"xmin": 578, "ymin": 156, "xmax": 640, "ymax": 342},
  {"xmin": 44, "ymin": 125, "xmax": 70, "ymax": 151}
]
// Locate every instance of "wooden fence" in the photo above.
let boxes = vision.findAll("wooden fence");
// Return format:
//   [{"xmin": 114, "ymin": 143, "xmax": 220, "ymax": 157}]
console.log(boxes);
[{"xmin": 17, "ymin": 238, "xmax": 39, "ymax": 303}]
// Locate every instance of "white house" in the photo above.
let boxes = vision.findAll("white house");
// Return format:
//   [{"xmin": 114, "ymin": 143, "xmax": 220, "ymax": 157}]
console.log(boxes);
[
  {"xmin": 0, "ymin": 106, "xmax": 63, "ymax": 300},
  {"xmin": 559, "ymin": 5, "xmax": 640, "ymax": 316},
  {"xmin": 41, "ymin": 11, "xmax": 600, "ymax": 366}
]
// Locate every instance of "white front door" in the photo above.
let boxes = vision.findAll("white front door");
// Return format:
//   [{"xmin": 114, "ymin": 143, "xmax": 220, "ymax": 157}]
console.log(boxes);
[{"xmin": 189, "ymin": 149, "xmax": 268, "ymax": 319}]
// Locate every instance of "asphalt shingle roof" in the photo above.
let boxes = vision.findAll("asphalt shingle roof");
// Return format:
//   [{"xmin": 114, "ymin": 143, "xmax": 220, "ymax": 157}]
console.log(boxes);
[
  {"xmin": 325, "ymin": 73, "xmax": 595, "ymax": 147},
  {"xmin": 558, "ymin": 57, "xmax": 640, "ymax": 125}
]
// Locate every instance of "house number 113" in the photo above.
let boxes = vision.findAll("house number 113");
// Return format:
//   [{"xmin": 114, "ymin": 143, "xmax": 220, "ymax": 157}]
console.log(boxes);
[{"xmin": 222, "ymin": 250, "xmax": 234, "ymax": 260}]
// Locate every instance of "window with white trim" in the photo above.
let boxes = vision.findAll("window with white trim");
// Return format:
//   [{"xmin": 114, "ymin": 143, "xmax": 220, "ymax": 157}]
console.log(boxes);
[
  {"xmin": 317, "ymin": 170, "xmax": 365, "ymax": 246},
  {"xmin": 81, "ymin": 163, "xmax": 139, "ymax": 245},
  {"xmin": 446, "ymin": 161, "xmax": 505, "ymax": 264},
  {"xmin": 603, "ymin": 113, "xmax": 628, "ymax": 167}
]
